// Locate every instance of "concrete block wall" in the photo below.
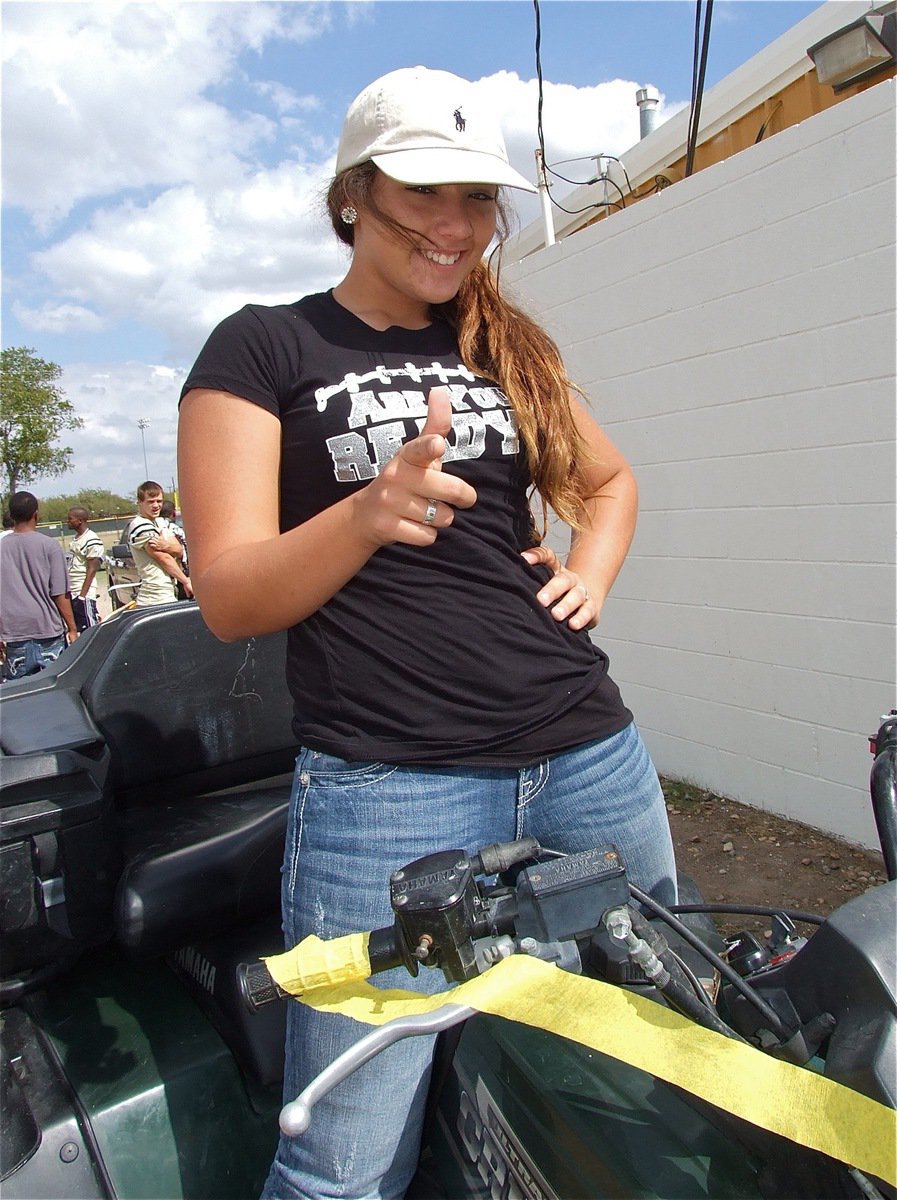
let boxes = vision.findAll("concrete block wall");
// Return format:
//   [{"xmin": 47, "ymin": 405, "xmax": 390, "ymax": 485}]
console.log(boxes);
[{"xmin": 506, "ymin": 80, "xmax": 896, "ymax": 849}]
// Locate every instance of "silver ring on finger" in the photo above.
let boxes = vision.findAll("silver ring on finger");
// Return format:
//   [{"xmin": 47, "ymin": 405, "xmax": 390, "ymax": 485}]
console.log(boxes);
[
  {"xmin": 423, "ymin": 498, "xmax": 438, "ymax": 526},
  {"xmin": 579, "ymin": 583, "xmax": 590, "ymax": 602}
]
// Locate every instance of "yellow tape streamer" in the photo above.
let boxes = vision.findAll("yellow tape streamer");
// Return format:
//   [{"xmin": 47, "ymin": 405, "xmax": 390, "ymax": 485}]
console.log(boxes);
[
  {"xmin": 263, "ymin": 932, "xmax": 372, "ymax": 994},
  {"xmin": 265, "ymin": 939, "xmax": 896, "ymax": 1186}
]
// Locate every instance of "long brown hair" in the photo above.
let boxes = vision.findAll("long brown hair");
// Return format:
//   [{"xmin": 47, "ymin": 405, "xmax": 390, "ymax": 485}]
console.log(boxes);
[{"xmin": 326, "ymin": 164, "xmax": 595, "ymax": 533}]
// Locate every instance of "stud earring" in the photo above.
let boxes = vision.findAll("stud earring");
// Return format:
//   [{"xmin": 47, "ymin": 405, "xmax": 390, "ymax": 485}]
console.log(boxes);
[{"xmin": 340, "ymin": 205, "xmax": 358, "ymax": 225}]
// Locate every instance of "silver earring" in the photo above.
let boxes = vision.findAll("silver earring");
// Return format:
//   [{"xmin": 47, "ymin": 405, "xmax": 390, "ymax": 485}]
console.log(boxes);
[{"xmin": 340, "ymin": 205, "xmax": 357, "ymax": 225}]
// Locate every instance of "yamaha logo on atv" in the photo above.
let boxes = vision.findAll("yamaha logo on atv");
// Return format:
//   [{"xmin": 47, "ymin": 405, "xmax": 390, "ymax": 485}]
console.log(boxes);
[{"xmin": 457, "ymin": 1077, "xmax": 557, "ymax": 1200}]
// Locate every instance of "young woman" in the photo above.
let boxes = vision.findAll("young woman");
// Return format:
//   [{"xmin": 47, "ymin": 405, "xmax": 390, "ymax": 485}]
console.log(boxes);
[{"xmin": 178, "ymin": 66, "xmax": 676, "ymax": 1200}]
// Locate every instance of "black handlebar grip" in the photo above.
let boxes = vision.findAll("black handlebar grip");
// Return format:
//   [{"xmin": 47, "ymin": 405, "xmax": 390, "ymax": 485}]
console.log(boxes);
[
  {"xmin": 367, "ymin": 925, "xmax": 406, "ymax": 975},
  {"xmin": 238, "ymin": 961, "xmax": 287, "ymax": 1012},
  {"xmin": 871, "ymin": 742, "xmax": 897, "ymax": 882}
]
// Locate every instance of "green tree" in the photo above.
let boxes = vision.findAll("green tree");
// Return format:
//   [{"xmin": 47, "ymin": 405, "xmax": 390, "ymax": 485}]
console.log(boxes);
[
  {"xmin": 40, "ymin": 489, "xmax": 136, "ymax": 523},
  {"xmin": 75, "ymin": 487, "xmax": 137, "ymax": 517},
  {"xmin": 0, "ymin": 346, "xmax": 83, "ymax": 497}
]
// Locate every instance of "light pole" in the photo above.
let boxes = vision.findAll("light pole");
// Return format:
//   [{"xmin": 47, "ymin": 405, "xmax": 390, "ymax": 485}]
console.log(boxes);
[{"xmin": 137, "ymin": 418, "xmax": 150, "ymax": 478}]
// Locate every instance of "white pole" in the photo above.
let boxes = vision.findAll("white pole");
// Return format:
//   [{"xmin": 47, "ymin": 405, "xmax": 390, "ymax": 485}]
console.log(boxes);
[
  {"xmin": 535, "ymin": 149, "xmax": 555, "ymax": 248},
  {"xmin": 596, "ymin": 156, "xmax": 609, "ymax": 215},
  {"xmin": 137, "ymin": 418, "xmax": 150, "ymax": 478}
]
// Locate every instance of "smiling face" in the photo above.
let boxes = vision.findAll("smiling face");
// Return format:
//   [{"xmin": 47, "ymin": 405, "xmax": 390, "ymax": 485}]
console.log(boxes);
[{"xmin": 344, "ymin": 173, "xmax": 498, "ymax": 325}]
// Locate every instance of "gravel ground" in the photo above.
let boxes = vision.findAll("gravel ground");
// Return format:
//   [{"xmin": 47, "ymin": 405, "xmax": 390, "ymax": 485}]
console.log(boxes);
[{"xmin": 662, "ymin": 776, "xmax": 888, "ymax": 938}]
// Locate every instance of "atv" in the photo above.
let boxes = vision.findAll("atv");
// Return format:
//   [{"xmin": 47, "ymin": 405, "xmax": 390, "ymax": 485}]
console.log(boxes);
[{"xmin": 1, "ymin": 603, "xmax": 894, "ymax": 1199}]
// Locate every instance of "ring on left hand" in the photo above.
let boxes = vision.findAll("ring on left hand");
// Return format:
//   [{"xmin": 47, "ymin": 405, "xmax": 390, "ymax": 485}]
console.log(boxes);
[
  {"xmin": 423, "ymin": 498, "xmax": 438, "ymax": 526},
  {"xmin": 579, "ymin": 583, "xmax": 590, "ymax": 602}
]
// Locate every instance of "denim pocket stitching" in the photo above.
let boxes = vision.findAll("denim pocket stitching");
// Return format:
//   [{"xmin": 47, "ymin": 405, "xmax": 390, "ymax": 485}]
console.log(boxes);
[
  {"xmin": 305, "ymin": 760, "xmax": 400, "ymax": 789},
  {"xmin": 517, "ymin": 760, "xmax": 550, "ymax": 812},
  {"xmin": 287, "ymin": 753, "xmax": 313, "ymax": 899}
]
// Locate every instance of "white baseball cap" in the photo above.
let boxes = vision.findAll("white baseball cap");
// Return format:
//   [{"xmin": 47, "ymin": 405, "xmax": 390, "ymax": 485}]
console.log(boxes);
[{"xmin": 336, "ymin": 66, "xmax": 536, "ymax": 193}]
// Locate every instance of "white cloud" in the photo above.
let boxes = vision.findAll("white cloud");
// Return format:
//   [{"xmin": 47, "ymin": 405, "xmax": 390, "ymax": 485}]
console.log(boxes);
[
  {"xmin": 3, "ymin": 2, "xmax": 352, "ymax": 361},
  {"xmin": 2, "ymin": 1, "xmax": 333, "ymax": 230},
  {"xmin": 30, "ymin": 164, "xmax": 346, "ymax": 360},
  {"xmin": 252, "ymin": 80, "xmax": 322, "ymax": 117},
  {"xmin": 17, "ymin": 63, "xmax": 678, "ymax": 361},
  {"xmin": 35, "ymin": 360, "xmax": 190, "ymax": 500},
  {"xmin": 12, "ymin": 301, "xmax": 107, "ymax": 334}
]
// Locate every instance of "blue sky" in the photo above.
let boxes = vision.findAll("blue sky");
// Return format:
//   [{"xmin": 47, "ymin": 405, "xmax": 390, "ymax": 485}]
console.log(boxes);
[{"xmin": 2, "ymin": 0, "xmax": 824, "ymax": 498}]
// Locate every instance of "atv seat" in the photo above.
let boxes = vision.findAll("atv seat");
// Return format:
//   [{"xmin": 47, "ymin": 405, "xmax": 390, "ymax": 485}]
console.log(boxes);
[
  {"xmin": 79, "ymin": 604, "xmax": 297, "ymax": 958},
  {"xmin": 115, "ymin": 786, "xmax": 291, "ymax": 958},
  {"xmin": 1, "ymin": 604, "xmax": 300, "ymax": 1081},
  {"xmin": 1, "ymin": 603, "xmax": 298, "ymax": 975}
]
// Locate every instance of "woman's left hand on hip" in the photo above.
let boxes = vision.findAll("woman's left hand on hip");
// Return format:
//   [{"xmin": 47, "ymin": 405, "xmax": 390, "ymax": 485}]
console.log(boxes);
[{"xmin": 520, "ymin": 544, "xmax": 599, "ymax": 631}]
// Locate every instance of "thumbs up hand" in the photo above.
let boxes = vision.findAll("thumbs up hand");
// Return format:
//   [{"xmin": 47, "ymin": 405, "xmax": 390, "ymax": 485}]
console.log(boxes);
[{"xmin": 353, "ymin": 387, "xmax": 477, "ymax": 549}]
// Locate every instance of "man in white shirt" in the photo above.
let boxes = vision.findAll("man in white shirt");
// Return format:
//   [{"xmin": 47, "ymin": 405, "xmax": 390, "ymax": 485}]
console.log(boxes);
[
  {"xmin": 67, "ymin": 506, "xmax": 105, "ymax": 630},
  {"xmin": 126, "ymin": 481, "xmax": 193, "ymax": 607}
]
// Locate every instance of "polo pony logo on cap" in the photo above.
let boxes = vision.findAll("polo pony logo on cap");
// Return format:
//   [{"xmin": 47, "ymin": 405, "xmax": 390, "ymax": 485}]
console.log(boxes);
[{"xmin": 453, "ymin": 107, "xmax": 466, "ymax": 132}]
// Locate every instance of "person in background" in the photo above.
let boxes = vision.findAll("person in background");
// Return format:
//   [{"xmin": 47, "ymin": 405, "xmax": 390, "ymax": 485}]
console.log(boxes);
[
  {"xmin": 159, "ymin": 500, "xmax": 188, "ymax": 562},
  {"xmin": 0, "ymin": 491, "xmax": 78, "ymax": 680},
  {"xmin": 0, "ymin": 511, "xmax": 13, "ymax": 538},
  {"xmin": 66, "ymin": 506, "xmax": 105, "ymax": 631},
  {"xmin": 179, "ymin": 66, "xmax": 677, "ymax": 1200},
  {"xmin": 126, "ymin": 481, "xmax": 193, "ymax": 606},
  {"xmin": 159, "ymin": 499, "xmax": 190, "ymax": 600}
]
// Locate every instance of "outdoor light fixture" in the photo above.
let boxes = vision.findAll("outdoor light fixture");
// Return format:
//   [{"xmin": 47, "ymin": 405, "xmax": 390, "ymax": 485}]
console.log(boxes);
[{"xmin": 807, "ymin": 2, "xmax": 896, "ymax": 91}]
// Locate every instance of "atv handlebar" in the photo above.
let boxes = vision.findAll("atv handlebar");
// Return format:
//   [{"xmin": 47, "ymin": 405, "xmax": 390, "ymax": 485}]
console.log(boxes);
[
  {"xmin": 236, "ymin": 719, "xmax": 897, "ymax": 1143},
  {"xmin": 240, "ymin": 838, "xmax": 631, "ymax": 1011},
  {"xmin": 240, "ymin": 837, "xmax": 792, "ymax": 1046},
  {"xmin": 870, "ymin": 710, "xmax": 897, "ymax": 882}
]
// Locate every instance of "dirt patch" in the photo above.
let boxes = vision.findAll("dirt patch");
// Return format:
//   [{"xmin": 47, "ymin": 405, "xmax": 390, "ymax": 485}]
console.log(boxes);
[{"xmin": 661, "ymin": 777, "xmax": 888, "ymax": 939}]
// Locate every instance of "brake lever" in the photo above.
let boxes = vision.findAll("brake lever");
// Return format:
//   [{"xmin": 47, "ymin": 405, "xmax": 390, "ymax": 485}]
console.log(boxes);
[{"xmin": 279, "ymin": 1003, "xmax": 475, "ymax": 1136}]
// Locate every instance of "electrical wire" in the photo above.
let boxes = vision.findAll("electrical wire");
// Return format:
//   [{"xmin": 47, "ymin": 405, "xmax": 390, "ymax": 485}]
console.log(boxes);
[
  {"xmin": 533, "ymin": 0, "xmax": 613, "ymax": 217},
  {"xmin": 534, "ymin": 1, "xmax": 710, "ymax": 214},
  {"xmin": 603, "ymin": 155, "xmax": 633, "ymax": 197},
  {"xmin": 534, "ymin": 0, "xmax": 547, "ymax": 165},
  {"xmin": 538, "ymin": 846, "xmax": 794, "ymax": 1041},
  {"xmin": 549, "ymin": 154, "xmax": 602, "ymax": 169},
  {"xmin": 636, "ymin": 177, "xmax": 669, "ymax": 199},
  {"xmin": 540, "ymin": 154, "xmax": 600, "ymax": 188},
  {"xmin": 669, "ymin": 903, "xmax": 823, "ymax": 926},
  {"xmin": 541, "ymin": 160, "xmax": 629, "ymax": 211},
  {"xmin": 687, "ymin": 0, "xmax": 702, "ymax": 149},
  {"xmin": 754, "ymin": 99, "xmax": 784, "ymax": 144},
  {"xmin": 547, "ymin": 155, "xmax": 636, "ymax": 200},
  {"xmin": 598, "ymin": 175, "xmax": 628, "ymax": 209},
  {"xmin": 629, "ymin": 882, "xmax": 793, "ymax": 1042},
  {"xmin": 533, "ymin": 2, "xmax": 673, "ymax": 215},
  {"xmin": 593, "ymin": 157, "xmax": 670, "ymax": 205},
  {"xmin": 629, "ymin": 907, "xmax": 746, "ymax": 1041},
  {"xmin": 685, "ymin": 0, "xmax": 714, "ymax": 177},
  {"xmin": 668, "ymin": 946, "xmax": 717, "ymax": 1011}
]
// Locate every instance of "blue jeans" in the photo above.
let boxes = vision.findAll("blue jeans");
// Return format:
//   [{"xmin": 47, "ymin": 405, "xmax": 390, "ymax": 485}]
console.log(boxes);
[
  {"xmin": 262, "ymin": 722, "xmax": 675, "ymax": 1200},
  {"xmin": 1, "ymin": 634, "xmax": 67, "ymax": 681}
]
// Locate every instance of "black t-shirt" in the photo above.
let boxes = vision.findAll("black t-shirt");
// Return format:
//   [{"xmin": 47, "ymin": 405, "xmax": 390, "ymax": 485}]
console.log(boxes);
[{"xmin": 181, "ymin": 291, "xmax": 631, "ymax": 764}]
